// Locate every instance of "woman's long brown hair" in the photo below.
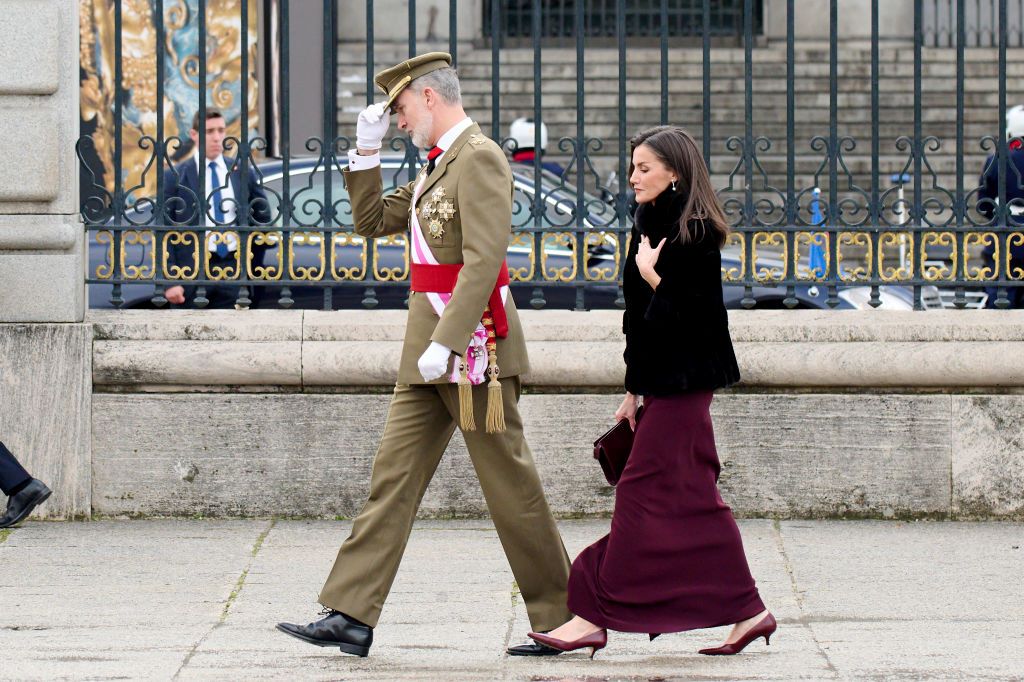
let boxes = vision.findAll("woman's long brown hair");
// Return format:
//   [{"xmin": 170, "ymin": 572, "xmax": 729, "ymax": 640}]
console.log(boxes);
[{"xmin": 629, "ymin": 126, "xmax": 730, "ymax": 248}]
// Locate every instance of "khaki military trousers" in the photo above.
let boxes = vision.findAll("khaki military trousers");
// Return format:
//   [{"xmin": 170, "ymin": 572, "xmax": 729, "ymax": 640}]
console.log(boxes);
[{"xmin": 318, "ymin": 376, "xmax": 572, "ymax": 631}]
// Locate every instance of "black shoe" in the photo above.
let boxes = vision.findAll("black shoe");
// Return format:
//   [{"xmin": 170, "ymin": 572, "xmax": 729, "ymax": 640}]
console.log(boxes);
[
  {"xmin": 0, "ymin": 479, "xmax": 52, "ymax": 529},
  {"xmin": 507, "ymin": 637, "xmax": 563, "ymax": 656},
  {"xmin": 276, "ymin": 609, "xmax": 373, "ymax": 657}
]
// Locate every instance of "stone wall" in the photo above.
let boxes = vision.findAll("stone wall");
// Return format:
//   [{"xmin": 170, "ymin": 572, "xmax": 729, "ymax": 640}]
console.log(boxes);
[
  {"xmin": 0, "ymin": 0, "xmax": 90, "ymax": 519},
  {"xmin": 87, "ymin": 309, "xmax": 1024, "ymax": 521}
]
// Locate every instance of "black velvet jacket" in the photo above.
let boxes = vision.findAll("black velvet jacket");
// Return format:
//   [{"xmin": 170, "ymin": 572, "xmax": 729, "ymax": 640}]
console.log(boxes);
[{"xmin": 622, "ymin": 190, "xmax": 741, "ymax": 396}]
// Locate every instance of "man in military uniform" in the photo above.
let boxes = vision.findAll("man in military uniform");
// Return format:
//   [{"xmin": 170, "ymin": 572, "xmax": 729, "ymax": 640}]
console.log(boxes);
[{"xmin": 277, "ymin": 53, "xmax": 571, "ymax": 657}]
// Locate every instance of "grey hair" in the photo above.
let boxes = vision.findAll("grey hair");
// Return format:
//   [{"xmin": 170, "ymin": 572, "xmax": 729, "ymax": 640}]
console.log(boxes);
[{"xmin": 408, "ymin": 67, "xmax": 462, "ymax": 105}]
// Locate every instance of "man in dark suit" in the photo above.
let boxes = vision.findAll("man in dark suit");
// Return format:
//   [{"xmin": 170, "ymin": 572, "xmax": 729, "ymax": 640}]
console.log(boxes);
[
  {"xmin": 977, "ymin": 104, "xmax": 1024, "ymax": 308},
  {"xmin": 161, "ymin": 109, "xmax": 274, "ymax": 309},
  {"xmin": 0, "ymin": 441, "xmax": 51, "ymax": 529}
]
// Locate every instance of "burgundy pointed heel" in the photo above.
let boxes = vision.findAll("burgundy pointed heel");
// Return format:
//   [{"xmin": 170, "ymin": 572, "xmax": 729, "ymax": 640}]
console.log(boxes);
[
  {"xmin": 698, "ymin": 612, "xmax": 777, "ymax": 656},
  {"xmin": 528, "ymin": 629, "xmax": 608, "ymax": 659}
]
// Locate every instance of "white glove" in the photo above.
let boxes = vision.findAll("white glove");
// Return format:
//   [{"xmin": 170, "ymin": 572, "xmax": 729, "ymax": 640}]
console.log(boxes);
[
  {"xmin": 418, "ymin": 341, "xmax": 452, "ymax": 382},
  {"xmin": 356, "ymin": 103, "xmax": 390, "ymax": 151}
]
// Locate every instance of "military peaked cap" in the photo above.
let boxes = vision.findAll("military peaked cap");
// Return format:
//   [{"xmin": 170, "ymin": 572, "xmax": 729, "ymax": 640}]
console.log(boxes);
[{"xmin": 374, "ymin": 52, "xmax": 453, "ymax": 111}]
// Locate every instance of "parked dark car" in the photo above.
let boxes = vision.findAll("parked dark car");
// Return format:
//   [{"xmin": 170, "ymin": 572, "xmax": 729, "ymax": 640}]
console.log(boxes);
[{"xmin": 88, "ymin": 155, "xmax": 919, "ymax": 311}]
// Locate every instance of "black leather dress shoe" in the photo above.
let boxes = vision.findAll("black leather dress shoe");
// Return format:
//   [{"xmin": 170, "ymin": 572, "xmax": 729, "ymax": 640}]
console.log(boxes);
[
  {"xmin": 0, "ymin": 479, "xmax": 52, "ymax": 529},
  {"xmin": 507, "ymin": 636, "xmax": 562, "ymax": 656},
  {"xmin": 276, "ymin": 609, "xmax": 373, "ymax": 657}
]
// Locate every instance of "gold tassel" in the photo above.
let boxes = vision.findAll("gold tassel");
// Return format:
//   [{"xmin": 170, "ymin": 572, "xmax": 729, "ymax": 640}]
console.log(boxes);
[
  {"xmin": 458, "ymin": 359, "xmax": 476, "ymax": 431},
  {"xmin": 485, "ymin": 351, "xmax": 505, "ymax": 434},
  {"xmin": 482, "ymin": 316, "xmax": 505, "ymax": 433}
]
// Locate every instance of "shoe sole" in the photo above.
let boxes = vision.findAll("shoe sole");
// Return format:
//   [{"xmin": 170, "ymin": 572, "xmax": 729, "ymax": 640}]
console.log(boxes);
[
  {"xmin": 507, "ymin": 649, "xmax": 562, "ymax": 657},
  {"xmin": 275, "ymin": 624, "xmax": 370, "ymax": 657},
  {"xmin": 3, "ymin": 489, "xmax": 52, "ymax": 528}
]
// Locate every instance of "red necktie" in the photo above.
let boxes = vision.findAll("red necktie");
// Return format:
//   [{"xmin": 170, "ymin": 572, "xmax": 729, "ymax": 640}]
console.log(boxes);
[{"xmin": 426, "ymin": 145, "xmax": 443, "ymax": 174}]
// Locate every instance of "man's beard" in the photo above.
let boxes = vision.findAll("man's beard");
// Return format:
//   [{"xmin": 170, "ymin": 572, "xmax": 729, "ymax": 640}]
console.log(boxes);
[{"xmin": 410, "ymin": 111, "xmax": 434, "ymax": 149}]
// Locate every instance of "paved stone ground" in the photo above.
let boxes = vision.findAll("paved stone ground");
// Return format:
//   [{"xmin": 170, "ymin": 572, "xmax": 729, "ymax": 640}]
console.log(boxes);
[{"xmin": 0, "ymin": 519, "xmax": 1022, "ymax": 681}]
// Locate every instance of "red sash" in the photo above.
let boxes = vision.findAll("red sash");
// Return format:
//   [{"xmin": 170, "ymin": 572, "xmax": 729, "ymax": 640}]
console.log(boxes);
[{"xmin": 410, "ymin": 261, "xmax": 511, "ymax": 338}]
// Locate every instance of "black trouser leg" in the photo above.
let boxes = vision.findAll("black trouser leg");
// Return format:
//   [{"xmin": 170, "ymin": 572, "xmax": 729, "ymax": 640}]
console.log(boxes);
[{"xmin": 0, "ymin": 441, "xmax": 32, "ymax": 497}]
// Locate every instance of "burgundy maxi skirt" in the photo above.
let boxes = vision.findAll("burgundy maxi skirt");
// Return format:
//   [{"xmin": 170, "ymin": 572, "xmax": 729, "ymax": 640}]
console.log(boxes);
[{"xmin": 567, "ymin": 391, "xmax": 765, "ymax": 634}]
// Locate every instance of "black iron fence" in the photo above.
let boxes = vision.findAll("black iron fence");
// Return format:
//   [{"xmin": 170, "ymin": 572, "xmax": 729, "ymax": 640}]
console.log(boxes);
[
  {"xmin": 483, "ymin": 0, "xmax": 761, "ymax": 42},
  {"xmin": 79, "ymin": 0, "xmax": 1024, "ymax": 312},
  {"xmin": 926, "ymin": 0, "xmax": 1024, "ymax": 46}
]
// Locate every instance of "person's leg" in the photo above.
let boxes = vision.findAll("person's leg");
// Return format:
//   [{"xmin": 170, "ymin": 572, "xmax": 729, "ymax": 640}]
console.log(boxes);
[
  {"xmin": 0, "ymin": 441, "xmax": 32, "ymax": 497},
  {"xmin": 439, "ymin": 377, "xmax": 573, "ymax": 633},
  {"xmin": 318, "ymin": 384, "xmax": 456, "ymax": 627},
  {"xmin": 0, "ymin": 442, "xmax": 51, "ymax": 529}
]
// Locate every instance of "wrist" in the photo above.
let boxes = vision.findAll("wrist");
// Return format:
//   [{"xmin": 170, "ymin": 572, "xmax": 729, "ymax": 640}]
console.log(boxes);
[
  {"xmin": 357, "ymin": 147, "xmax": 380, "ymax": 155},
  {"xmin": 641, "ymin": 270, "xmax": 661, "ymax": 288}
]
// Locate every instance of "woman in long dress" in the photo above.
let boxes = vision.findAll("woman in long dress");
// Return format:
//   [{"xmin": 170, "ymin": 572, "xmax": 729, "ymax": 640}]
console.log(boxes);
[{"xmin": 528, "ymin": 126, "xmax": 775, "ymax": 658}]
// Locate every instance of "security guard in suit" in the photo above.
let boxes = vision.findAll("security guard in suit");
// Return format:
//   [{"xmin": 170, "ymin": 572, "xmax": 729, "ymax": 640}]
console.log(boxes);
[
  {"xmin": 161, "ymin": 108, "xmax": 273, "ymax": 309},
  {"xmin": 277, "ymin": 53, "xmax": 572, "ymax": 657}
]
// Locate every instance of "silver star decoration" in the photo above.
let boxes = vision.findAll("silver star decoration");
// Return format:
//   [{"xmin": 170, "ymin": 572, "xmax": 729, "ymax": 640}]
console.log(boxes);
[{"xmin": 437, "ymin": 200, "xmax": 456, "ymax": 222}]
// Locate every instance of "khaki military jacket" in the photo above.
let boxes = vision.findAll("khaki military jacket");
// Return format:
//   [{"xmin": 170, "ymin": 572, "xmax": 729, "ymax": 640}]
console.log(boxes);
[{"xmin": 343, "ymin": 122, "xmax": 529, "ymax": 385}]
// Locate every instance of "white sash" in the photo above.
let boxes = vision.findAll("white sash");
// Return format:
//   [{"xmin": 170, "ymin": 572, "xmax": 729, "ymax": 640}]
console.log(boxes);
[{"xmin": 409, "ymin": 172, "xmax": 497, "ymax": 385}]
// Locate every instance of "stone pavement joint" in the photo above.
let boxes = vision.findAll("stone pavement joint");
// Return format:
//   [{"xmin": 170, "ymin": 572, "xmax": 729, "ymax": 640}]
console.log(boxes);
[
  {"xmin": 0, "ymin": 529, "xmax": 11, "ymax": 544},
  {"xmin": 772, "ymin": 519, "xmax": 840, "ymax": 679},
  {"xmin": 219, "ymin": 519, "xmax": 277, "ymax": 623},
  {"xmin": 502, "ymin": 580, "xmax": 521, "ymax": 654},
  {"xmin": 171, "ymin": 518, "xmax": 277, "ymax": 680}
]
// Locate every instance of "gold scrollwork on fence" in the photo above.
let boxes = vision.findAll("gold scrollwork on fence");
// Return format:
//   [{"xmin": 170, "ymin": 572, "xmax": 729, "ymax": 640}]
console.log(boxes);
[
  {"xmin": 794, "ymin": 232, "xmax": 829, "ymax": 280},
  {"xmin": 288, "ymin": 232, "xmax": 325, "ymax": 281},
  {"xmin": 508, "ymin": 232, "xmax": 535, "ymax": 282},
  {"xmin": 95, "ymin": 231, "xmax": 115, "ymax": 279},
  {"xmin": 584, "ymin": 232, "xmax": 620, "ymax": 282},
  {"xmin": 752, "ymin": 232, "xmax": 786, "ymax": 282},
  {"xmin": 249, "ymin": 231, "xmax": 282, "ymax": 281},
  {"xmin": 331, "ymin": 233, "xmax": 367, "ymax": 281},
  {"xmin": 373, "ymin": 234, "xmax": 409, "ymax": 281},
  {"xmin": 120, "ymin": 230, "xmax": 156, "ymax": 280},
  {"xmin": 964, "ymin": 232, "xmax": 997, "ymax": 280},
  {"xmin": 919, "ymin": 232, "xmax": 957, "ymax": 282},
  {"xmin": 206, "ymin": 232, "xmax": 240, "ymax": 280},
  {"xmin": 878, "ymin": 232, "xmax": 915, "ymax": 282},
  {"xmin": 722, "ymin": 232, "xmax": 744, "ymax": 281},
  {"xmin": 837, "ymin": 233, "xmax": 871, "ymax": 282},
  {"xmin": 541, "ymin": 233, "xmax": 578, "ymax": 282},
  {"xmin": 1008, "ymin": 234, "xmax": 1024, "ymax": 280},
  {"xmin": 163, "ymin": 231, "xmax": 199, "ymax": 280}
]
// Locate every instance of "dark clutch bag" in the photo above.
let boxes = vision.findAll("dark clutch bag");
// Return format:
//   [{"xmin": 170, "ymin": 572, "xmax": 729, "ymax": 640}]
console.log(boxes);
[{"xmin": 593, "ymin": 406, "xmax": 643, "ymax": 486}]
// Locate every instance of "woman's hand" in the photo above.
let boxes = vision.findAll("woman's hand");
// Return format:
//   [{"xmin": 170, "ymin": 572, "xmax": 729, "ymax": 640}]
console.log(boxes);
[
  {"xmin": 636, "ymin": 235, "xmax": 666, "ymax": 289},
  {"xmin": 614, "ymin": 392, "xmax": 640, "ymax": 431}
]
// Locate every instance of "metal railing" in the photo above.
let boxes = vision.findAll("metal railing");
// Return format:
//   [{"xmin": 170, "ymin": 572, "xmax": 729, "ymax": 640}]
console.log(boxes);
[
  {"xmin": 483, "ymin": 0, "xmax": 760, "ymax": 42},
  {"xmin": 78, "ymin": 0, "xmax": 1024, "ymax": 311},
  {"xmin": 926, "ymin": 0, "xmax": 1024, "ymax": 46}
]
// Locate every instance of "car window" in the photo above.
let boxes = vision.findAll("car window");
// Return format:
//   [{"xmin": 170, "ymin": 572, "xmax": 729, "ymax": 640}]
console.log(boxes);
[
  {"xmin": 516, "ymin": 176, "xmax": 621, "ymax": 230},
  {"xmin": 262, "ymin": 169, "xmax": 352, "ymax": 229}
]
